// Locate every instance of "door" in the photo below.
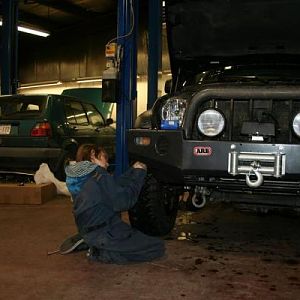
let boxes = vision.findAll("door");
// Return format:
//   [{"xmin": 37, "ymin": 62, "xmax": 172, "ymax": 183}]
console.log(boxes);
[
  {"xmin": 64, "ymin": 100, "xmax": 94, "ymax": 145},
  {"xmin": 82, "ymin": 102, "xmax": 116, "ymax": 157}
]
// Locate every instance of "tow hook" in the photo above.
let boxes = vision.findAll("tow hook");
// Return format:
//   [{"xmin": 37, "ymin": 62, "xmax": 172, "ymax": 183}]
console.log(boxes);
[
  {"xmin": 191, "ymin": 186, "xmax": 210, "ymax": 208},
  {"xmin": 245, "ymin": 162, "xmax": 263, "ymax": 188}
]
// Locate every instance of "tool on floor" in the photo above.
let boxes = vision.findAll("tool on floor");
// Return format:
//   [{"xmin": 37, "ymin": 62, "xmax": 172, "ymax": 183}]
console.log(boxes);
[{"xmin": 47, "ymin": 249, "xmax": 60, "ymax": 256}]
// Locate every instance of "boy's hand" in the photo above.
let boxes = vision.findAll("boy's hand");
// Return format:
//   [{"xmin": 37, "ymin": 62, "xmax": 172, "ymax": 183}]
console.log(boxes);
[{"xmin": 133, "ymin": 161, "xmax": 147, "ymax": 170}]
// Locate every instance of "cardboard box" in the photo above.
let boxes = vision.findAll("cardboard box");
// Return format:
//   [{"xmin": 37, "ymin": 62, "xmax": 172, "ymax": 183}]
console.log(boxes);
[{"xmin": 0, "ymin": 182, "xmax": 56, "ymax": 205}]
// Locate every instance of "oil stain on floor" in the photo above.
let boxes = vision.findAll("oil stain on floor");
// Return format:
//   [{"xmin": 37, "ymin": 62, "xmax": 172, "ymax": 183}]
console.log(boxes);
[{"xmin": 164, "ymin": 201, "xmax": 300, "ymax": 299}]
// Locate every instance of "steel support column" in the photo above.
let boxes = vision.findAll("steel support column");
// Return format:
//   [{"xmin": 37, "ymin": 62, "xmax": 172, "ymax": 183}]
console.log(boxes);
[
  {"xmin": 1, "ymin": 0, "xmax": 18, "ymax": 95},
  {"xmin": 147, "ymin": 0, "xmax": 162, "ymax": 109},
  {"xmin": 116, "ymin": 0, "xmax": 138, "ymax": 176}
]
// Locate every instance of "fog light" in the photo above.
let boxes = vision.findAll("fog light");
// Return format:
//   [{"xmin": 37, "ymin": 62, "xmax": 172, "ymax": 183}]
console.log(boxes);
[
  {"xmin": 134, "ymin": 136, "xmax": 151, "ymax": 146},
  {"xmin": 197, "ymin": 109, "xmax": 225, "ymax": 137}
]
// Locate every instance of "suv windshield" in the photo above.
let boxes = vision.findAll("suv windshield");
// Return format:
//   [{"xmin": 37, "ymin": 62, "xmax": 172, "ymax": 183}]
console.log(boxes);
[
  {"xmin": 0, "ymin": 96, "xmax": 47, "ymax": 120},
  {"xmin": 183, "ymin": 65, "xmax": 300, "ymax": 88}
]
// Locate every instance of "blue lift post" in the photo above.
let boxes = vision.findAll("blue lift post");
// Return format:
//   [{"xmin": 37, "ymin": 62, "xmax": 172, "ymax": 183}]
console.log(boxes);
[
  {"xmin": 147, "ymin": 0, "xmax": 162, "ymax": 109},
  {"xmin": 1, "ymin": 0, "xmax": 18, "ymax": 95},
  {"xmin": 115, "ymin": 0, "xmax": 138, "ymax": 176}
]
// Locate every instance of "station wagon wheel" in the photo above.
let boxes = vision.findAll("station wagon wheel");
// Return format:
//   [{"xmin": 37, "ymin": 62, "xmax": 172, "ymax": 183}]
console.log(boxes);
[
  {"xmin": 55, "ymin": 147, "xmax": 77, "ymax": 181},
  {"xmin": 129, "ymin": 174, "xmax": 179, "ymax": 236}
]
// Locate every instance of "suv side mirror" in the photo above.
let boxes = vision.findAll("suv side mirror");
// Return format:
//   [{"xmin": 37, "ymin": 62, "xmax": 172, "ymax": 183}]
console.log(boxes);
[
  {"xmin": 106, "ymin": 118, "xmax": 114, "ymax": 126},
  {"xmin": 164, "ymin": 79, "xmax": 173, "ymax": 94}
]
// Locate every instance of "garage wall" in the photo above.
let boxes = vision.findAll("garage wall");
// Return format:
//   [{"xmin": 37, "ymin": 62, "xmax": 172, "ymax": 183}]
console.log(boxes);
[
  {"xmin": 17, "ymin": 14, "xmax": 170, "ymax": 118},
  {"xmin": 19, "ymin": 29, "xmax": 113, "ymax": 84}
]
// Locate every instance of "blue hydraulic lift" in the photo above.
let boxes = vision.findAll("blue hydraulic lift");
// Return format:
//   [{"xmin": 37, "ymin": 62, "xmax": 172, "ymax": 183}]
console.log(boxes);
[
  {"xmin": 0, "ymin": 0, "xmax": 161, "ymax": 177},
  {"xmin": 1, "ymin": 0, "xmax": 19, "ymax": 95},
  {"xmin": 147, "ymin": 0, "xmax": 162, "ymax": 109},
  {"xmin": 115, "ymin": 0, "xmax": 138, "ymax": 176},
  {"xmin": 115, "ymin": 0, "xmax": 161, "ymax": 175}
]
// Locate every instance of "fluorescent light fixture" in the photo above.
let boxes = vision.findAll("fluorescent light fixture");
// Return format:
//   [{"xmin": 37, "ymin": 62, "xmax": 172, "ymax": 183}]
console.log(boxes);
[
  {"xmin": 19, "ymin": 81, "xmax": 62, "ymax": 89},
  {"xmin": 0, "ymin": 20, "xmax": 50, "ymax": 37},
  {"xmin": 76, "ymin": 77, "xmax": 102, "ymax": 83},
  {"xmin": 18, "ymin": 26, "xmax": 49, "ymax": 37}
]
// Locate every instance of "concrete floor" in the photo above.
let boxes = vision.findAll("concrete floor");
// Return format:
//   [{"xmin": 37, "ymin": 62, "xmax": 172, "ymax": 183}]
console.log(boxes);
[{"xmin": 1, "ymin": 196, "xmax": 300, "ymax": 300}]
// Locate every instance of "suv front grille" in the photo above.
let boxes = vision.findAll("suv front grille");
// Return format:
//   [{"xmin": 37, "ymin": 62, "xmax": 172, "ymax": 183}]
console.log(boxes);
[{"xmin": 191, "ymin": 98, "xmax": 300, "ymax": 143}]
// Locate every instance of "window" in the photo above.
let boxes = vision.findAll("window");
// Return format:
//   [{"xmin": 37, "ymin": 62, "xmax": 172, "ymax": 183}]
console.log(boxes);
[
  {"xmin": 65, "ymin": 101, "xmax": 88, "ymax": 125},
  {"xmin": 26, "ymin": 104, "xmax": 39, "ymax": 111},
  {"xmin": 65, "ymin": 104, "xmax": 76, "ymax": 124},
  {"xmin": 0, "ymin": 96, "xmax": 46, "ymax": 119},
  {"xmin": 83, "ymin": 103, "xmax": 105, "ymax": 127}
]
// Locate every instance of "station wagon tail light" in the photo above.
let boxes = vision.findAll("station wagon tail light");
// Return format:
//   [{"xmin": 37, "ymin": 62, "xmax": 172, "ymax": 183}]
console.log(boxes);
[{"xmin": 31, "ymin": 122, "xmax": 52, "ymax": 137}]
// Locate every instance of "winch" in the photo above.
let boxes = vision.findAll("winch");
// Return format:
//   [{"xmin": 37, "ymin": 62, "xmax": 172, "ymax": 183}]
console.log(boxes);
[{"xmin": 228, "ymin": 144, "xmax": 286, "ymax": 188}]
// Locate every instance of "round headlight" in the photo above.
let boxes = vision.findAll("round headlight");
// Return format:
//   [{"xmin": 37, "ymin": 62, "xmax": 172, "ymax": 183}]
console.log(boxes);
[
  {"xmin": 293, "ymin": 113, "xmax": 300, "ymax": 137},
  {"xmin": 197, "ymin": 109, "xmax": 225, "ymax": 137}
]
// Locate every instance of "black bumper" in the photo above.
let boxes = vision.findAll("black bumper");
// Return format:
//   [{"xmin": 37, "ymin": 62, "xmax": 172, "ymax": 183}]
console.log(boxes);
[
  {"xmin": 0, "ymin": 147, "xmax": 63, "ymax": 172},
  {"xmin": 128, "ymin": 129, "xmax": 300, "ymax": 191}
]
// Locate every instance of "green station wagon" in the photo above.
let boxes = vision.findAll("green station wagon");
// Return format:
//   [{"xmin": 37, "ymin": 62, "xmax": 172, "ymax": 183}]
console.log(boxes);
[{"xmin": 0, "ymin": 94, "xmax": 116, "ymax": 179}]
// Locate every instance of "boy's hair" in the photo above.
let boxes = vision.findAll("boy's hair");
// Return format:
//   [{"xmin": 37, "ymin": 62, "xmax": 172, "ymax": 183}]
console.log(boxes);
[
  {"xmin": 76, "ymin": 144, "xmax": 99, "ymax": 162},
  {"xmin": 97, "ymin": 146, "xmax": 109, "ymax": 161}
]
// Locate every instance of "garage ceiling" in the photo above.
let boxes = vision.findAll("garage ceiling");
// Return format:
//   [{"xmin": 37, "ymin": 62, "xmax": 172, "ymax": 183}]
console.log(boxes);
[
  {"xmin": 1, "ymin": 0, "xmax": 117, "ymax": 35},
  {"xmin": 0, "ymin": 1, "xmax": 154, "ymax": 83}
]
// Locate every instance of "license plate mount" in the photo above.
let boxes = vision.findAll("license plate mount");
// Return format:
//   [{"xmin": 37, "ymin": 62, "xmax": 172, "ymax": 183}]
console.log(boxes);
[{"xmin": 0, "ymin": 124, "xmax": 11, "ymax": 135}]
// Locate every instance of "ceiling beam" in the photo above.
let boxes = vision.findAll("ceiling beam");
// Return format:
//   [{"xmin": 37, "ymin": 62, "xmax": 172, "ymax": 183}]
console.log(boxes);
[
  {"xmin": 29, "ymin": 0, "xmax": 100, "ymax": 19},
  {"xmin": 18, "ymin": 10, "xmax": 58, "ymax": 30},
  {"xmin": 52, "ymin": 10, "xmax": 117, "ymax": 34}
]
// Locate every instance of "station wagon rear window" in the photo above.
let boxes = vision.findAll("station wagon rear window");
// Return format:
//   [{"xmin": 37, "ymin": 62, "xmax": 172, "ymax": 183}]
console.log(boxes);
[{"xmin": 0, "ymin": 96, "xmax": 46, "ymax": 119}]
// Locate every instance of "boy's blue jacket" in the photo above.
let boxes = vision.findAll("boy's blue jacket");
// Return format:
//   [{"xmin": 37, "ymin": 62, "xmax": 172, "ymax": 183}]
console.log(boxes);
[{"xmin": 65, "ymin": 161, "xmax": 165, "ymax": 264}]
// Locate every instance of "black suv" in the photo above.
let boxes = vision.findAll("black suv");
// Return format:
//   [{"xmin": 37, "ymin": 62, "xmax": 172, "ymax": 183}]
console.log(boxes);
[
  {"xmin": 0, "ymin": 94, "xmax": 115, "ymax": 179},
  {"xmin": 128, "ymin": 0, "xmax": 300, "ymax": 235}
]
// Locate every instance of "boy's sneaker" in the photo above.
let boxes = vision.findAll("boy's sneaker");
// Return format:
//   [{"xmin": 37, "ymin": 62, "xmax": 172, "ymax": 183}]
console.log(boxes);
[
  {"xmin": 59, "ymin": 233, "xmax": 89, "ymax": 255},
  {"xmin": 87, "ymin": 247, "xmax": 101, "ymax": 261}
]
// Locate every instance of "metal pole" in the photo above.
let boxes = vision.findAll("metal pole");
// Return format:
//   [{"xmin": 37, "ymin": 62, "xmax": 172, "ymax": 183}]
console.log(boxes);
[
  {"xmin": 147, "ymin": 0, "xmax": 162, "ymax": 109},
  {"xmin": 116, "ymin": 0, "xmax": 137, "ymax": 176},
  {"xmin": 131, "ymin": 0, "xmax": 138, "ymax": 124},
  {"xmin": 1, "ymin": 0, "xmax": 18, "ymax": 95}
]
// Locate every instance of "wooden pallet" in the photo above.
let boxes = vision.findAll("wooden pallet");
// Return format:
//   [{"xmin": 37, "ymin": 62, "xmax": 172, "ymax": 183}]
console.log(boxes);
[{"xmin": 0, "ymin": 182, "xmax": 56, "ymax": 205}]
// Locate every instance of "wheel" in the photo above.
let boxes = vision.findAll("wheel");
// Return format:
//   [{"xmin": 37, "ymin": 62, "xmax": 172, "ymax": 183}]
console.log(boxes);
[
  {"xmin": 55, "ymin": 147, "xmax": 77, "ymax": 181},
  {"xmin": 55, "ymin": 156, "xmax": 69, "ymax": 181},
  {"xmin": 129, "ymin": 174, "xmax": 180, "ymax": 236}
]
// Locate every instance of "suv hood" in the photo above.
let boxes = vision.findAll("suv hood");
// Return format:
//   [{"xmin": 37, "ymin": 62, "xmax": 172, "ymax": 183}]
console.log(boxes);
[{"xmin": 166, "ymin": 0, "xmax": 300, "ymax": 76}]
